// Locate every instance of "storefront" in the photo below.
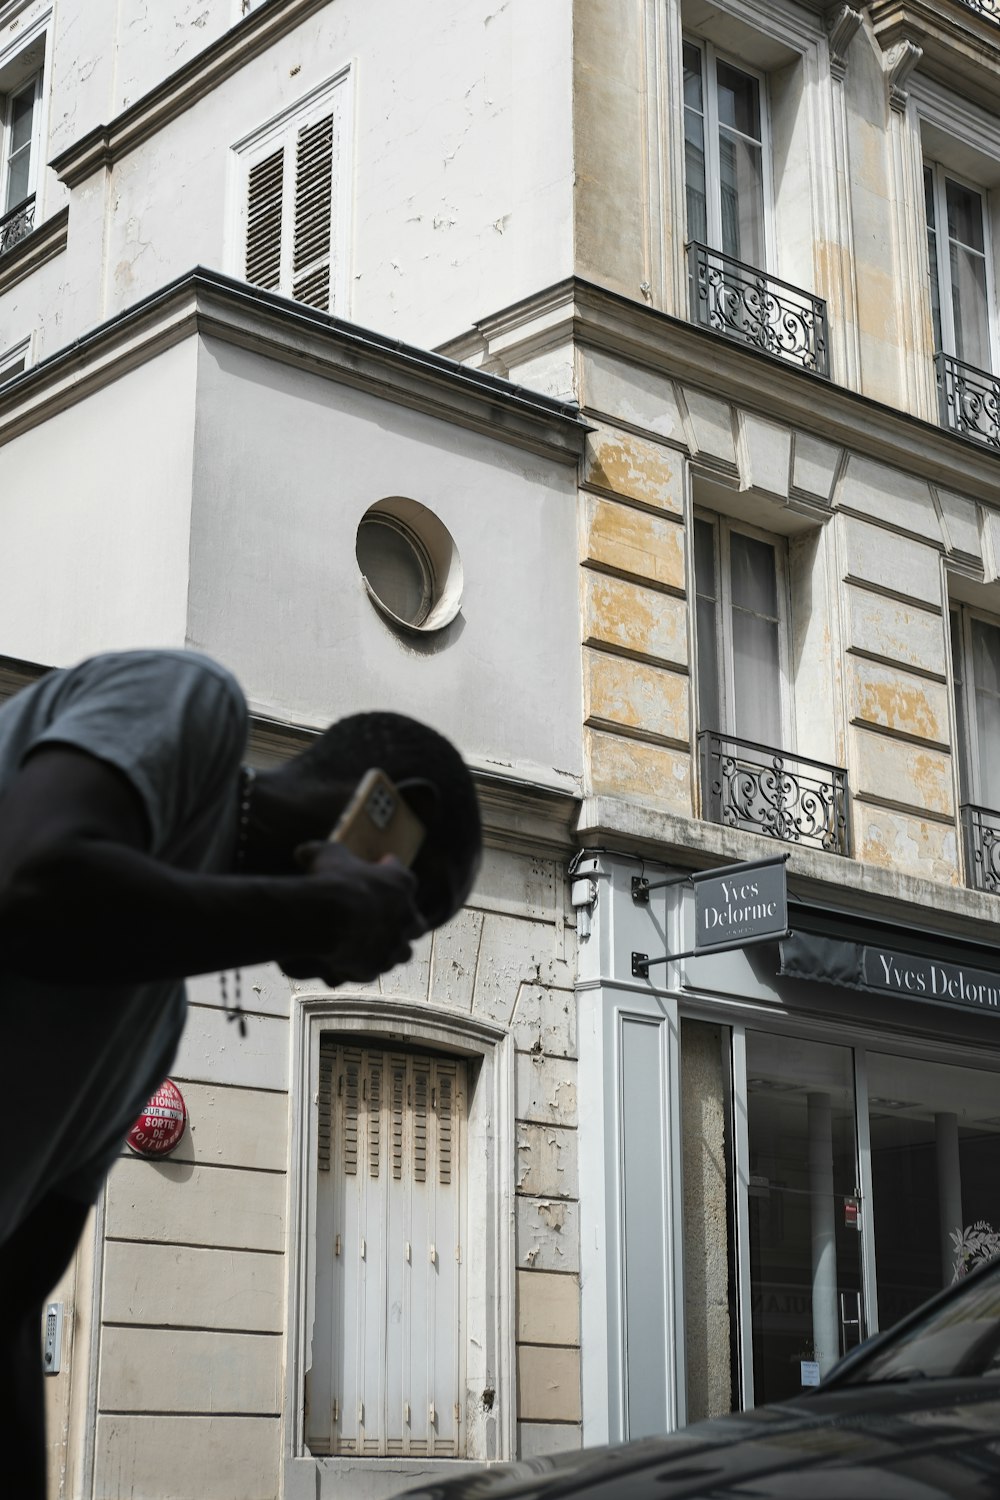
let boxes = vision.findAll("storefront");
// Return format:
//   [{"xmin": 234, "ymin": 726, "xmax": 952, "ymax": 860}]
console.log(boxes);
[{"xmin": 574, "ymin": 851, "xmax": 1000, "ymax": 1444}]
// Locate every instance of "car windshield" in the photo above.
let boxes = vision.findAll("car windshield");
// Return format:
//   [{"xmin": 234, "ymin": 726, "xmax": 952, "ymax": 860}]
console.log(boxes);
[{"xmin": 840, "ymin": 1263, "xmax": 1000, "ymax": 1384}]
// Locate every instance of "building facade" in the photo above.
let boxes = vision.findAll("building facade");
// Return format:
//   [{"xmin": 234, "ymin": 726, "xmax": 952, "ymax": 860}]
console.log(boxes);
[{"xmin": 1, "ymin": 0, "xmax": 1000, "ymax": 1497}]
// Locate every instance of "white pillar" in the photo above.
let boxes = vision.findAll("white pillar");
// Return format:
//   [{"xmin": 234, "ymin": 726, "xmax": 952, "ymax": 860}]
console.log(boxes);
[
  {"xmin": 935, "ymin": 1111, "xmax": 962, "ymax": 1286},
  {"xmin": 808, "ymin": 1091, "xmax": 839, "ymax": 1374}
]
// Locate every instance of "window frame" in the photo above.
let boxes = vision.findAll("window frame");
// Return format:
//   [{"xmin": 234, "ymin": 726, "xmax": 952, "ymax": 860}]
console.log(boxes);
[
  {"xmin": 0, "ymin": 335, "xmax": 28, "ymax": 385},
  {"xmin": 682, "ymin": 36, "xmax": 775, "ymax": 272},
  {"xmin": 231, "ymin": 66, "xmax": 353, "ymax": 315},
  {"xmin": 285, "ymin": 997, "xmax": 515, "ymax": 1496},
  {"xmin": 693, "ymin": 508, "xmax": 793, "ymax": 751},
  {"xmin": 924, "ymin": 158, "xmax": 998, "ymax": 376},
  {"xmin": 950, "ymin": 601, "xmax": 1000, "ymax": 811}
]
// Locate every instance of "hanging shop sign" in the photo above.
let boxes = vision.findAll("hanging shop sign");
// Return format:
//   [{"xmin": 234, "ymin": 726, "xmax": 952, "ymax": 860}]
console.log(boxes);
[
  {"xmin": 632, "ymin": 855, "xmax": 789, "ymax": 978},
  {"xmin": 126, "ymin": 1078, "xmax": 187, "ymax": 1157}
]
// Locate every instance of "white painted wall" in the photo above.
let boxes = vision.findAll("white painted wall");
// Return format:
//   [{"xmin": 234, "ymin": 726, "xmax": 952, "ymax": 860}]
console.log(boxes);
[
  {"xmin": 14, "ymin": 0, "xmax": 574, "ymax": 361},
  {"xmin": 0, "ymin": 338, "xmax": 197, "ymax": 664},
  {"xmin": 186, "ymin": 335, "xmax": 583, "ymax": 783}
]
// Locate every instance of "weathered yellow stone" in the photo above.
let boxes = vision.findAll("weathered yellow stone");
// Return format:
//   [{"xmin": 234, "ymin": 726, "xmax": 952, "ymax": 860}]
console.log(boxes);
[
  {"xmin": 855, "ymin": 805, "xmax": 960, "ymax": 887},
  {"xmin": 584, "ymin": 425, "xmax": 683, "ymax": 514},
  {"xmin": 846, "ymin": 586, "xmax": 948, "ymax": 677},
  {"xmin": 849, "ymin": 658, "xmax": 950, "ymax": 746},
  {"xmin": 583, "ymin": 646, "xmax": 689, "ymax": 743},
  {"xmin": 583, "ymin": 570, "xmax": 689, "ymax": 667},
  {"xmin": 583, "ymin": 495, "xmax": 685, "ymax": 591},
  {"xmin": 517, "ymin": 1345, "xmax": 582, "ymax": 1423},
  {"xmin": 517, "ymin": 1271, "xmax": 580, "ymax": 1347},
  {"xmin": 852, "ymin": 727, "xmax": 954, "ymax": 818},
  {"xmin": 586, "ymin": 727, "xmax": 692, "ymax": 813}
]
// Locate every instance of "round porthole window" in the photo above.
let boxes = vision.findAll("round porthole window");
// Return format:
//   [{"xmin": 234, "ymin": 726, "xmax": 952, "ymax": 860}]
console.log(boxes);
[{"xmin": 356, "ymin": 497, "xmax": 462, "ymax": 634}]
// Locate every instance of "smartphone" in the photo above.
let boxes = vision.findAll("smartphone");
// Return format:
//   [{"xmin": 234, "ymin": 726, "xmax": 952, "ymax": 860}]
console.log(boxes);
[{"xmin": 329, "ymin": 768, "xmax": 426, "ymax": 868}]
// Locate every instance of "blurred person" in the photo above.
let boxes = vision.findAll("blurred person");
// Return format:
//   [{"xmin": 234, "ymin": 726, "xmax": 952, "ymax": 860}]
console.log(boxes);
[{"xmin": 0, "ymin": 648, "xmax": 481, "ymax": 1499}]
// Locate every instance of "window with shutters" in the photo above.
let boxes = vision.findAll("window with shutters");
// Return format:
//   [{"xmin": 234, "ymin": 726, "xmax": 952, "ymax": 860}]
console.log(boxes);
[
  {"xmin": 306, "ymin": 1041, "xmax": 467, "ymax": 1459},
  {"xmin": 233, "ymin": 69, "xmax": 351, "ymax": 313}
]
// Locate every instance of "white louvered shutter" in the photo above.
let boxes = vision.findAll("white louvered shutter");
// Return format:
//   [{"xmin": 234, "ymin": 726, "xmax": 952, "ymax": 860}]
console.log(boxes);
[
  {"xmin": 308, "ymin": 1043, "xmax": 466, "ymax": 1459},
  {"xmin": 239, "ymin": 77, "xmax": 346, "ymax": 311}
]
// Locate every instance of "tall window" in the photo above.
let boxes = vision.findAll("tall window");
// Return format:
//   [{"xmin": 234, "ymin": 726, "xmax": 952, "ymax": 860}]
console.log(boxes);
[
  {"xmin": 694, "ymin": 514, "xmax": 788, "ymax": 748},
  {"xmin": 951, "ymin": 607, "xmax": 1000, "ymax": 812},
  {"xmin": 683, "ymin": 40, "xmax": 768, "ymax": 268},
  {"xmin": 236, "ymin": 72, "xmax": 350, "ymax": 313},
  {"xmin": 306, "ymin": 1042, "xmax": 466, "ymax": 1460},
  {"xmin": 925, "ymin": 163, "xmax": 994, "ymax": 374},
  {"xmin": 2, "ymin": 68, "xmax": 41, "ymax": 217}
]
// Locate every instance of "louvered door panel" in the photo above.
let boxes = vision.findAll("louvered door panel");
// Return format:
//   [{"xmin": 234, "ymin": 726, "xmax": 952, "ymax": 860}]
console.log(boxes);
[
  {"xmin": 311, "ymin": 1041, "xmax": 466, "ymax": 1459},
  {"xmin": 292, "ymin": 114, "xmax": 334, "ymax": 310},
  {"xmin": 245, "ymin": 146, "xmax": 284, "ymax": 291}
]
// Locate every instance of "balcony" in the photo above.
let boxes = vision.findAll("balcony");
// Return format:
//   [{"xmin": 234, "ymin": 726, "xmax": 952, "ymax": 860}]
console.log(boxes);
[
  {"xmin": 0, "ymin": 196, "xmax": 35, "ymax": 257},
  {"xmin": 958, "ymin": 1, "xmax": 998, "ymax": 18},
  {"xmin": 699, "ymin": 731, "xmax": 850, "ymax": 855},
  {"xmin": 687, "ymin": 242, "xmax": 830, "ymax": 377},
  {"xmin": 961, "ymin": 804, "xmax": 1000, "ymax": 893},
  {"xmin": 935, "ymin": 352, "xmax": 1000, "ymax": 451}
]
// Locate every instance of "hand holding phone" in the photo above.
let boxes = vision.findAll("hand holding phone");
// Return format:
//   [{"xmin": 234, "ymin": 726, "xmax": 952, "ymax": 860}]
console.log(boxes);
[{"xmin": 328, "ymin": 768, "xmax": 426, "ymax": 868}]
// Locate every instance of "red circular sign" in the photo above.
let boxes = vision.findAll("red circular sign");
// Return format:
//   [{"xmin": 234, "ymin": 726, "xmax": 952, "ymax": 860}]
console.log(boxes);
[{"xmin": 126, "ymin": 1079, "xmax": 187, "ymax": 1157}]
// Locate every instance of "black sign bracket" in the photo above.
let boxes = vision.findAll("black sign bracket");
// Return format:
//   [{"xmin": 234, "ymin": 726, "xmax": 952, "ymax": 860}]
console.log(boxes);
[{"xmin": 630, "ymin": 853, "xmax": 790, "ymax": 981}]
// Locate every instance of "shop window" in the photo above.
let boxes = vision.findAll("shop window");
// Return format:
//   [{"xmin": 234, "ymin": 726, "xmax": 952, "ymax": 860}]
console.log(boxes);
[
  {"xmin": 235, "ymin": 71, "xmax": 351, "ymax": 313},
  {"xmin": 306, "ymin": 1041, "xmax": 467, "ymax": 1459},
  {"xmin": 867, "ymin": 1051, "xmax": 1000, "ymax": 1328}
]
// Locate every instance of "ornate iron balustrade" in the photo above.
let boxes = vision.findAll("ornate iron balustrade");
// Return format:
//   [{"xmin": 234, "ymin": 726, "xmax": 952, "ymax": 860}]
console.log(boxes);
[
  {"xmin": 687, "ymin": 242, "xmax": 830, "ymax": 376},
  {"xmin": 935, "ymin": 351, "xmax": 1000, "ymax": 450},
  {"xmin": 699, "ymin": 731, "xmax": 849, "ymax": 854},
  {"xmin": 961, "ymin": 804, "xmax": 1000, "ymax": 893},
  {"xmin": 0, "ymin": 196, "xmax": 35, "ymax": 256},
  {"xmin": 958, "ymin": 0, "xmax": 999, "ymax": 20}
]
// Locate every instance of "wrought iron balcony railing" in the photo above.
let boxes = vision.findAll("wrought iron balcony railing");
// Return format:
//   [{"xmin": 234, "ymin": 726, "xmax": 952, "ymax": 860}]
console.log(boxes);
[
  {"xmin": 699, "ymin": 731, "xmax": 850, "ymax": 855},
  {"xmin": 687, "ymin": 242, "xmax": 830, "ymax": 376},
  {"xmin": 958, "ymin": 0, "xmax": 999, "ymax": 20},
  {"xmin": 961, "ymin": 804, "xmax": 1000, "ymax": 893},
  {"xmin": 0, "ymin": 195, "xmax": 35, "ymax": 256},
  {"xmin": 935, "ymin": 351, "xmax": 1000, "ymax": 450}
]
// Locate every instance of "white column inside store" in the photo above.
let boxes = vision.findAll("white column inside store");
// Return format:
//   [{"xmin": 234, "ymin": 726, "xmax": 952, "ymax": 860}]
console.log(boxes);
[
  {"xmin": 935, "ymin": 1111, "xmax": 962, "ymax": 1284},
  {"xmin": 808, "ymin": 1091, "xmax": 839, "ymax": 1373}
]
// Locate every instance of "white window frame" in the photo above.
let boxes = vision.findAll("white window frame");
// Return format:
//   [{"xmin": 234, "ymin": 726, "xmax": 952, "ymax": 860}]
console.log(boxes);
[
  {"xmin": 925, "ymin": 159, "xmax": 998, "ymax": 376},
  {"xmin": 0, "ymin": 11, "xmax": 49, "ymax": 227},
  {"xmin": 285, "ymin": 995, "xmax": 515, "ymax": 1500},
  {"xmin": 230, "ymin": 66, "xmax": 353, "ymax": 316},
  {"xmin": 950, "ymin": 602, "xmax": 1000, "ymax": 811},
  {"xmin": 682, "ymin": 36, "xmax": 775, "ymax": 271},
  {"xmin": 0, "ymin": 335, "xmax": 29, "ymax": 384},
  {"xmin": 693, "ymin": 509, "xmax": 793, "ymax": 749}
]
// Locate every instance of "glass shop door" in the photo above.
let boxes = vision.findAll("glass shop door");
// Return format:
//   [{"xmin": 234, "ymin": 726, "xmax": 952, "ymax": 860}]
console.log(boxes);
[{"xmin": 743, "ymin": 1032, "xmax": 865, "ymax": 1405}]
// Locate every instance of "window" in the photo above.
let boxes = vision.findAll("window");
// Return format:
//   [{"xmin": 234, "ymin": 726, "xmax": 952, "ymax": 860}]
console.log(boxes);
[
  {"xmin": 925, "ymin": 162, "xmax": 995, "ymax": 374},
  {"xmin": 683, "ymin": 39, "xmax": 769, "ymax": 269},
  {"xmin": 0, "ymin": 338, "xmax": 28, "ymax": 385},
  {"xmin": 235, "ymin": 71, "xmax": 350, "ymax": 313},
  {"xmin": 951, "ymin": 606, "xmax": 1000, "ymax": 811},
  {"xmin": 694, "ymin": 514, "xmax": 788, "ymax": 748},
  {"xmin": 306, "ymin": 1042, "xmax": 467, "ymax": 1459}
]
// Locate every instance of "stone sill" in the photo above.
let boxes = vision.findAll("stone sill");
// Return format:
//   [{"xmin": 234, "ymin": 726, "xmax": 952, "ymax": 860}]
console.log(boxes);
[{"xmin": 0, "ymin": 206, "xmax": 68, "ymax": 297}]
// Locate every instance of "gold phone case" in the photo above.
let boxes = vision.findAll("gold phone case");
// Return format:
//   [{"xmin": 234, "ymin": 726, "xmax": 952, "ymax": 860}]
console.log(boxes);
[{"xmin": 329, "ymin": 768, "xmax": 425, "ymax": 868}]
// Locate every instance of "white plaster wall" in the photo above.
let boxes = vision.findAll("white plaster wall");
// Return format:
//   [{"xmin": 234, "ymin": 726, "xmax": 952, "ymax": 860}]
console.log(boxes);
[
  {"xmin": 0, "ymin": 339, "xmax": 197, "ymax": 664},
  {"xmin": 40, "ymin": 0, "xmax": 574, "ymax": 353},
  {"xmin": 186, "ymin": 336, "xmax": 583, "ymax": 784}
]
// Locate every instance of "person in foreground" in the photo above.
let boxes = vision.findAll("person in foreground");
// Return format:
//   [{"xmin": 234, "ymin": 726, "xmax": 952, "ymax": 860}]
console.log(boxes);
[{"xmin": 0, "ymin": 648, "xmax": 482, "ymax": 1499}]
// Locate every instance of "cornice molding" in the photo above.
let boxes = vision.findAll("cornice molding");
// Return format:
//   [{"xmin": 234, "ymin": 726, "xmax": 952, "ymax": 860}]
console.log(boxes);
[
  {"xmin": 0, "ymin": 269, "xmax": 589, "ymax": 464},
  {"xmin": 0, "ymin": 205, "xmax": 68, "ymax": 297},
  {"xmin": 250, "ymin": 714, "xmax": 581, "ymax": 859},
  {"xmin": 454, "ymin": 275, "xmax": 1000, "ymax": 507},
  {"xmin": 48, "ymin": 0, "xmax": 332, "ymax": 189},
  {"xmin": 869, "ymin": 0, "xmax": 1000, "ymax": 113}
]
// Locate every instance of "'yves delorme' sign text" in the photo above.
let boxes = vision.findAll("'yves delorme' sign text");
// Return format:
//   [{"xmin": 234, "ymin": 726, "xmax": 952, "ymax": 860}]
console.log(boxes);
[
  {"xmin": 863, "ymin": 947, "xmax": 1000, "ymax": 1014},
  {"xmin": 695, "ymin": 860, "xmax": 788, "ymax": 954}
]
